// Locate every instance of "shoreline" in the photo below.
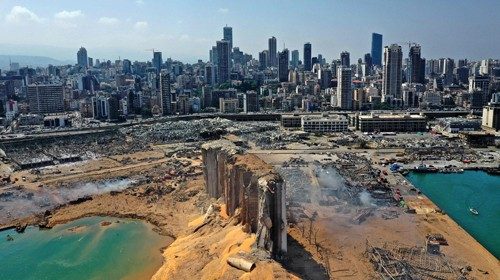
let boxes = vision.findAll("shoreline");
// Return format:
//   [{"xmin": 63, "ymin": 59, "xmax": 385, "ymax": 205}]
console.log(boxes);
[
  {"xmin": 1, "ymin": 215, "xmax": 172, "ymax": 280},
  {"xmin": 0, "ymin": 191, "xmax": 175, "ymax": 239},
  {"xmin": 400, "ymin": 170, "xmax": 499, "ymax": 260}
]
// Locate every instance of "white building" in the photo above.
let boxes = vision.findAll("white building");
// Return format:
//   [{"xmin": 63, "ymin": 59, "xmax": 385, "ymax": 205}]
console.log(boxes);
[{"xmin": 301, "ymin": 114, "xmax": 348, "ymax": 133}]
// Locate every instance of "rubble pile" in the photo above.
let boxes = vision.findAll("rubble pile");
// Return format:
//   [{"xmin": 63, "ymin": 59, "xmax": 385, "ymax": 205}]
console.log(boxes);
[
  {"xmin": 281, "ymin": 157, "xmax": 307, "ymax": 167},
  {"xmin": 279, "ymin": 167, "xmax": 311, "ymax": 204},
  {"xmin": 3, "ymin": 131, "xmax": 146, "ymax": 168},
  {"xmin": 365, "ymin": 241, "xmax": 464, "ymax": 279},
  {"xmin": 242, "ymin": 129, "xmax": 302, "ymax": 149},
  {"xmin": 404, "ymin": 146, "xmax": 477, "ymax": 162},
  {"xmin": 328, "ymin": 153, "xmax": 394, "ymax": 205},
  {"xmin": 122, "ymin": 118, "xmax": 279, "ymax": 145}
]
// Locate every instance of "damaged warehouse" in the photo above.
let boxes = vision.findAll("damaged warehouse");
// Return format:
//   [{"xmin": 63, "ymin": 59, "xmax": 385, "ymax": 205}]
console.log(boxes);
[{"xmin": 201, "ymin": 140, "xmax": 287, "ymax": 255}]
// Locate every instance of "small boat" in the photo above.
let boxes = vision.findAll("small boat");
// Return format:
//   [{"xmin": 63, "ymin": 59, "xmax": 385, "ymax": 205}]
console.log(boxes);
[{"xmin": 469, "ymin": 208, "xmax": 479, "ymax": 215}]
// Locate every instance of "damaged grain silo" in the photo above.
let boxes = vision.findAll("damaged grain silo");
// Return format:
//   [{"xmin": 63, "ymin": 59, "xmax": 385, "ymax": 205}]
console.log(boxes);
[{"xmin": 201, "ymin": 140, "xmax": 287, "ymax": 255}]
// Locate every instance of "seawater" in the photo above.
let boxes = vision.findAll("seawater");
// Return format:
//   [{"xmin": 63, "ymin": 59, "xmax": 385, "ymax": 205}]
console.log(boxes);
[
  {"xmin": 406, "ymin": 171, "xmax": 500, "ymax": 259},
  {"xmin": 0, "ymin": 217, "xmax": 170, "ymax": 280}
]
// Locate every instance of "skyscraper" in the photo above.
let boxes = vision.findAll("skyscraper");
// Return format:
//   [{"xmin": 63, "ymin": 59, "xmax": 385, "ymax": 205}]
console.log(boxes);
[
  {"xmin": 364, "ymin": 53, "xmax": 373, "ymax": 75},
  {"xmin": 371, "ymin": 33, "xmax": 383, "ymax": 66},
  {"xmin": 291, "ymin": 50, "xmax": 299, "ymax": 68},
  {"xmin": 382, "ymin": 44, "xmax": 403, "ymax": 103},
  {"xmin": 278, "ymin": 48, "xmax": 289, "ymax": 82},
  {"xmin": 268, "ymin": 36, "xmax": 277, "ymax": 67},
  {"xmin": 340, "ymin": 51, "xmax": 350, "ymax": 67},
  {"xmin": 259, "ymin": 51, "xmax": 268, "ymax": 70},
  {"xmin": 210, "ymin": 46, "xmax": 218, "ymax": 64},
  {"xmin": 443, "ymin": 58, "xmax": 455, "ymax": 86},
  {"xmin": 77, "ymin": 47, "xmax": 88, "ymax": 68},
  {"xmin": 337, "ymin": 66, "xmax": 352, "ymax": 110},
  {"xmin": 304, "ymin": 43, "xmax": 312, "ymax": 71},
  {"xmin": 223, "ymin": 26, "xmax": 233, "ymax": 53},
  {"xmin": 123, "ymin": 59, "xmax": 132, "ymax": 74},
  {"xmin": 152, "ymin": 51, "xmax": 163, "ymax": 73},
  {"xmin": 205, "ymin": 64, "xmax": 216, "ymax": 86},
  {"xmin": 408, "ymin": 45, "xmax": 425, "ymax": 84},
  {"xmin": 160, "ymin": 71, "xmax": 171, "ymax": 115},
  {"xmin": 216, "ymin": 40, "xmax": 230, "ymax": 84}
]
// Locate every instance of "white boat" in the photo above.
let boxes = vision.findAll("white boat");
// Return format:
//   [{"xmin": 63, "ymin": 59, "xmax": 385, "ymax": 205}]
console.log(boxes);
[{"xmin": 469, "ymin": 208, "xmax": 479, "ymax": 215}]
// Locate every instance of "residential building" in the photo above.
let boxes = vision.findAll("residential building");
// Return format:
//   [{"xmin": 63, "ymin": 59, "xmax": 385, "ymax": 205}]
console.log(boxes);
[
  {"xmin": 27, "ymin": 84, "xmax": 64, "ymax": 114},
  {"xmin": 77, "ymin": 47, "xmax": 88, "ymax": 68},
  {"xmin": 382, "ymin": 44, "xmax": 403, "ymax": 104},
  {"xmin": 278, "ymin": 49, "xmax": 289, "ymax": 82},
  {"xmin": 160, "ymin": 71, "xmax": 171, "ymax": 115},
  {"xmin": 268, "ymin": 36, "xmax": 277, "ymax": 67},
  {"xmin": 337, "ymin": 66, "xmax": 352, "ymax": 110}
]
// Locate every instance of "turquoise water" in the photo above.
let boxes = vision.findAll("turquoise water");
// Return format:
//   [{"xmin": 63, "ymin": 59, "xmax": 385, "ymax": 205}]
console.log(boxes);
[
  {"xmin": 0, "ymin": 217, "xmax": 170, "ymax": 280},
  {"xmin": 406, "ymin": 171, "xmax": 500, "ymax": 259}
]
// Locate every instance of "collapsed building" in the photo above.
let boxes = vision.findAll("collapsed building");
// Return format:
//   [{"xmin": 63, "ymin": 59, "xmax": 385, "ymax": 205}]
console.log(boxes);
[{"xmin": 201, "ymin": 140, "xmax": 287, "ymax": 256}]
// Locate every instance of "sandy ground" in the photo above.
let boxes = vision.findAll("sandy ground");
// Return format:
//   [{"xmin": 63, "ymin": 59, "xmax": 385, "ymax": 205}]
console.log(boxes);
[{"xmin": 1, "ymin": 146, "xmax": 295, "ymax": 280}]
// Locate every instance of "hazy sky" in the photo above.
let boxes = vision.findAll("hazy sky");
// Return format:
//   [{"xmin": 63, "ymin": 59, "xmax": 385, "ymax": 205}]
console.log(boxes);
[{"xmin": 0, "ymin": 0, "xmax": 498, "ymax": 63}]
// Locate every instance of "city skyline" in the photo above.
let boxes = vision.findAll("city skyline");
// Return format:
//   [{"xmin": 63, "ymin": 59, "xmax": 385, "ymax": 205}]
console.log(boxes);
[{"xmin": 0, "ymin": 0, "xmax": 499, "ymax": 63}]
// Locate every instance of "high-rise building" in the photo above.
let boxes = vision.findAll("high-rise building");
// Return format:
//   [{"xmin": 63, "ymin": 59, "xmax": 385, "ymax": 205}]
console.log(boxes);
[
  {"xmin": 152, "ymin": 51, "xmax": 163, "ymax": 73},
  {"xmin": 371, "ymin": 33, "xmax": 383, "ymax": 66},
  {"xmin": 443, "ymin": 58, "xmax": 455, "ymax": 86},
  {"xmin": 469, "ymin": 74, "xmax": 491, "ymax": 106},
  {"xmin": 223, "ymin": 26, "xmax": 233, "ymax": 54},
  {"xmin": 340, "ymin": 51, "xmax": 350, "ymax": 67},
  {"xmin": 382, "ymin": 44, "xmax": 403, "ymax": 103},
  {"xmin": 243, "ymin": 91, "xmax": 259, "ymax": 112},
  {"xmin": 216, "ymin": 40, "xmax": 230, "ymax": 84},
  {"xmin": 160, "ymin": 71, "xmax": 171, "ymax": 115},
  {"xmin": 304, "ymin": 43, "xmax": 312, "ymax": 71},
  {"xmin": 27, "ymin": 84, "xmax": 64, "ymax": 114},
  {"xmin": 408, "ymin": 45, "xmax": 425, "ymax": 84},
  {"xmin": 209, "ymin": 46, "xmax": 218, "ymax": 64},
  {"xmin": 337, "ymin": 66, "xmax": 352, "ymax": 110},
  {"xmin": 268, "ymin": 36, "xmax": 277, "ymax": 67},
  {"xmin": 319, "ymin": 68, "xmax": 333, "ymax": 89},
  {"xmin": 92, "ymin": 95, "xmax": 119, "ymax": 121},
  {"xmin": 259, "ymin": 51, "xmax": 268, "ymax": 70},
  {"xmin": 77, "ymin": 47, "xmax": 88, "ymax": 68},
  {"xmin": 123, "ymin": 59, "xmax": 132, "ymax": 74},
  {"xmin": 291, "ymin": 50, "xmax": 299, "ymax": 68},
  {"xmin": 364, "ymin": 53, "xmax": 373, "ymax": 75},
  {"xmin": 317, "ymin": 54, "xmax": 324, "ymax": 66},
  {"xmin": 278, "ymin": 49, "xmax": 290, "ymax": 82},
  {"xmin": 205, "ymin": 64, "xmax": 216, "ymax": 86}
]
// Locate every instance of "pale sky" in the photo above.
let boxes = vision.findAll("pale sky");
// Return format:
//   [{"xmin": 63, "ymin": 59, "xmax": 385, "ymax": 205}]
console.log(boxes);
[{"xmin": 0, "ymin": 0, "xmax": 498, "ymax": 63}]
